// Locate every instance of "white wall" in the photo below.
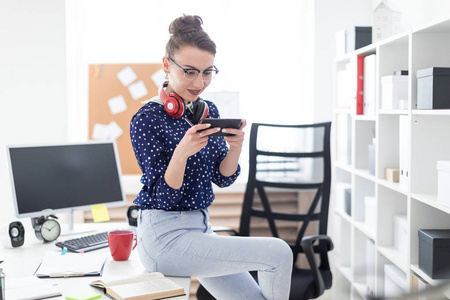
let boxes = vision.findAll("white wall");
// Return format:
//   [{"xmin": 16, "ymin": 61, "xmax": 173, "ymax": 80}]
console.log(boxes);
[{"xmin": 0, "ymin": 0, "xmax": 67, "ymax": 223}]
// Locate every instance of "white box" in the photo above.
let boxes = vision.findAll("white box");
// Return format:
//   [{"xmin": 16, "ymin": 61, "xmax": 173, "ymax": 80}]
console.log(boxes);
[
  {"xmin": 437, "ymin": 161, "xmax": 450, "ymax": 208},
  {"xmin": 384, "ymin": 264, "xmax": 407, "ymax": 298},
  {"xmin": 381, "ymin": 75, "xmax": 408, "ymax": 110},
  {"xmin": 364, "ymin": 196, "xmax": 376, "ymax": 235},
  {"xmin": 394, "ymin": 214, "xmax": 407, "ymax": 254},
  {"xmin": 366, "ymin": 239, "xmax": 375, "ymax": 295}
]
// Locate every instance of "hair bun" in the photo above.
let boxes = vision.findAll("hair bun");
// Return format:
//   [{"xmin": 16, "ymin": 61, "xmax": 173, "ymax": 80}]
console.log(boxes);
[{"xmin": 169, "ymin": 15, "xmax": 203, "ymax": 35}]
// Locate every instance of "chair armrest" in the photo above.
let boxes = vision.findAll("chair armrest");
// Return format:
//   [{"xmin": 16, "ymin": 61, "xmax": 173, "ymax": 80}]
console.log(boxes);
[
  {"xmin": 300, "ymin": 235, "xmax": 334, "ymax": 298},
  {"xmin": 211, "ymin": 226, "xmax": 239, "ymax": 236}
]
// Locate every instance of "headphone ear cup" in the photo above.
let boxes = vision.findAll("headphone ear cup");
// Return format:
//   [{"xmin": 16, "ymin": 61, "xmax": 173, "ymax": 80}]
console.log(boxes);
[
  {"xmin": 159, "ymin": 82, "xmax": 185, "ymax": 118},
  {"xmin": 191, "ymin": 100, "xmax": 209, "ymax": 124},
  {"xmin": 164, "ymin": 93, "xmax": 185, "ymax": 118}
]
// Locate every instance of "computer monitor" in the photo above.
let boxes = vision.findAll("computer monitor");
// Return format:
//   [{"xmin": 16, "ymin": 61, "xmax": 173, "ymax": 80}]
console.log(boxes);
[{"xmin": 6, "ymin": 141, "xmax": 126, "ymax": 234}]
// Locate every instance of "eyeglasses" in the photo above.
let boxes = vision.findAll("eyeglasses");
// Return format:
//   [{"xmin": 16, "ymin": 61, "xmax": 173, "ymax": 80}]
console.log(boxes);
[{"xmin": 168, "ymin": 58, "xmax": 219, "ymax": 82}]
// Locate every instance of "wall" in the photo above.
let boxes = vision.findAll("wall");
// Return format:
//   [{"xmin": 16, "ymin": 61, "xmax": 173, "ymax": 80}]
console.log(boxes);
[{"xmin": 0, "ymin": 0, "xmax": 67, "ymax": 223}]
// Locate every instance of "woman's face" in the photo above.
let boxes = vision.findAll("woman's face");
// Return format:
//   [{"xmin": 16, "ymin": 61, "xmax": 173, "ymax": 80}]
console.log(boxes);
[{"xmin": 163, "ymin": 45, "xmax": 215, "ymax": 104}]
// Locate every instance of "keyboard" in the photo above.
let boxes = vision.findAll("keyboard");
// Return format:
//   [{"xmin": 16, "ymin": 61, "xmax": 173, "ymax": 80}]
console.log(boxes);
[{"xmin": 55, "ymin": 231, "xmax": 109, "ymax": 253}]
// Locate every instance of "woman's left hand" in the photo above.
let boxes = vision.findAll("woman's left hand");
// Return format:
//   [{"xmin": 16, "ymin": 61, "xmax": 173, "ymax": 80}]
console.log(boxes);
[{"xmin": 223, "ymin": 119, "xmax": 247, "ymax": 153}]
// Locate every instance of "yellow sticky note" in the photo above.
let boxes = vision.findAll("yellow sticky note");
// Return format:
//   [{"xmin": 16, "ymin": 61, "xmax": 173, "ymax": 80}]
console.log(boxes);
[{"xmin": 91, "ymin": 204, "xmax": 110, "ymax": 223}]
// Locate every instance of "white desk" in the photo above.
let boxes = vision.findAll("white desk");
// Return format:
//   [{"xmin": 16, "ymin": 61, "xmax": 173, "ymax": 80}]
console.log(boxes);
[{"xmin": 1, "ymin": 221, "xmax": 190, "ymax": 299}]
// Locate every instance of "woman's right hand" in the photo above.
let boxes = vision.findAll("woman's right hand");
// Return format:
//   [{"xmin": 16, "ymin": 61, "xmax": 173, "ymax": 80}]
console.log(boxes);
[{"xmin": 175, "ymin": 123, "xmax": 221, "ymax": 159}]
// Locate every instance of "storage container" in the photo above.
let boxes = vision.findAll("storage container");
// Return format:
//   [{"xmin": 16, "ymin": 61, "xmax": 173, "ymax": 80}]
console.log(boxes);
[
  {"xmin": 418, "ymin": 229, "xmax": 450, "ymax": 279},
  {"xmin": 381, "ymin": 75, "xmax": 408, "ymax": 109},
  {"xmin": 364, "ymin": 196, "xmax": 376, "ymax": 234},
  {"xmin": 417, "ymin": 67, "xmax": 450, "ymax": 109},
  {"xmin": 384, "ymin": 264, "xmax": 407, "ymax": 298},
  {"xmin": 346, "ymin": 26, "xmax": 372, "ymax": 53},
  {"xmin": 394, "ymin": 215, "xmax": 407, "ymax": 254},
  {"xmin": 437, "ymin": 161, "xmax": 450, "ymax": 208}
]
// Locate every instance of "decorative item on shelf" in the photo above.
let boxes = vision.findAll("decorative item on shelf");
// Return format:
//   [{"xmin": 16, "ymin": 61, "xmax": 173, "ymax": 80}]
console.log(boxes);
[
  {"xmin": 0, "ymin": 221, "xmax": 25, "ymax": 248},
  {"xmin": 32, "ymin": 215, "xmax": 61, "ymax": 243},
  {"xmin": 385, "ymin": 167, "xmax": 399, "ymax": 182},
  {"xmin": 437, "ymin": 161, "xmax": 450, "ymax": 208},
  {"xmin": 418, "ymin": 229, "xmax": 450, "ymax": 279},
  {"xmin": 372, "ymin": 0, "xmax": 403, "ymax": 43},
  {"xmin": 335, "ymin": 183, "xmax": 351, "ymax": 216},
  {"xmin": 417, "ymin": 67, "xmax": 450, "ymax": 109},
  {"xmin": 381, "ymin": 70, "xmax": 409, "ymax": 110}
]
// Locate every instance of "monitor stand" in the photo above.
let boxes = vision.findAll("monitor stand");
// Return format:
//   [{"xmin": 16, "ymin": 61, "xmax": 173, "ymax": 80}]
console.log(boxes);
[{"xmin": 59, "ymin": 209, "xmax": 96, "ymax": 237}]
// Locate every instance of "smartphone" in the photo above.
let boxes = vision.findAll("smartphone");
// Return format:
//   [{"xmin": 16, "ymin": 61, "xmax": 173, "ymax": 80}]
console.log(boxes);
[{"xmin": 200, "ymin": 118, "xmax": 242, "ymax": 136}]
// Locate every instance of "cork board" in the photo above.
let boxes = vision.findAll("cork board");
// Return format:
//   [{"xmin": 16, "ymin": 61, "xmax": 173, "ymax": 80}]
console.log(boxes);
[{"xmin": 88, "ymin": 63, "xmax": 163, "ymax": 175}]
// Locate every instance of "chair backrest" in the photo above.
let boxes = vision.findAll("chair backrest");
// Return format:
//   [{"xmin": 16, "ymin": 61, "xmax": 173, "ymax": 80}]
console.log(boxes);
[{"xmin": 239, "ymin": 122, "xmax": 332, "ymax": 265}]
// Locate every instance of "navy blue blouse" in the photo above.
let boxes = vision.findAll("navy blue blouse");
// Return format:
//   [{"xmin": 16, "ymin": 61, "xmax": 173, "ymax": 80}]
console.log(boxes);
[{"xmin": 130, "ymin": 97, "xmax": 240, "ymax": 211}]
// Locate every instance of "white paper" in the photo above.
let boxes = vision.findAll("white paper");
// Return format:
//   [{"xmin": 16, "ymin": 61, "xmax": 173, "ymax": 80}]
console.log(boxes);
[
  {"xmin": 128, "ymin": 80, "xmax": 148, "ymax": 100},
  {"xmin": 117, "ymin": 66, "xmax": 138, "ymax": 86},
  {"xmin": 35, "ymin": 251, "xmax": 107, "ymax": 277},
  {"xmin": 92, "ymin": 121, "xmax": 123, "ymax": 140},
  {"xmin": 108, "ymin": 95, "xmax": 127, "ymax": 115},
  {"xmin": 151, "ymin": 69, "xmax": 166, "ymax": 88},
  {"xmin": 92, "ymin": 123, "xmax": 110, "ymax": 140},
  {"xmin": 6, "ymin": 276, "xmax": 61, "ymax": 300},
  {"xmin": 107, "ymin": 121, "xmax": 123, "ymax": 140}
]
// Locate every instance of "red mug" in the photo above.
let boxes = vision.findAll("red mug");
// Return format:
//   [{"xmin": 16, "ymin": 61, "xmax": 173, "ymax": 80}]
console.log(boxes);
[{"xmin": 108, "ymin": 230, "xmax": 137, "ymax": 261}]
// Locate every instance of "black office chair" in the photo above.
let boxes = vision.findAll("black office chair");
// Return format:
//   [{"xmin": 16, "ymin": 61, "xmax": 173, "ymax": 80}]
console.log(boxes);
[{"xmin": 197, "ymin": 122, "xmax": 333, "ymax": 300}]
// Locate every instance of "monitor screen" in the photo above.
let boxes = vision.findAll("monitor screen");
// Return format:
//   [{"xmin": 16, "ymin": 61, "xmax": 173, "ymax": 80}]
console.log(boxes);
[{"xmin": 6, "ymin": 141, "xmax": 126, "ymax": 219}]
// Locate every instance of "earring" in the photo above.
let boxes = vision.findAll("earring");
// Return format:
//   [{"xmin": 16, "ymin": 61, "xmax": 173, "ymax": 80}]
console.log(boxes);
[{"xmin": 165, "ymin": 73, "xmax": 169, "ymax": 80}]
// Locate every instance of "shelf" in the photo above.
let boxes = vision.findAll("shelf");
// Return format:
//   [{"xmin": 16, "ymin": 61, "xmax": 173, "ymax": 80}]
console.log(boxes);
[
  {"xmin": 331, "ymin": 16, "xmax": 450, "ymax": 300},
  {"xmin": 378, "ymin": 179, "xmax": 407, "ymax": 195},
  {"xmin": 378, "ymin": 246, "xmax": 408, "ymax": 273},
  {"xmin": 411, "ymin": 193, "xmax": 450, "ymax": 215},
  {"xmin": 410, "ymin": 264, "xmax": 450, "ymax": 298},
  {"xmin": 412, "ymin": 109, "xmax": 450, "ymax": 116},
  {"xmin": 378, "ymin": 109, "xmax": 409, "ymax": 115}
]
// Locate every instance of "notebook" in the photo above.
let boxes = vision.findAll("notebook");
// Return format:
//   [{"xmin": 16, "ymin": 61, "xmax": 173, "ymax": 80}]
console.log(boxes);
[{"xmin": 35, "ymin": 251, "xmax": 107, "ymax": 278}]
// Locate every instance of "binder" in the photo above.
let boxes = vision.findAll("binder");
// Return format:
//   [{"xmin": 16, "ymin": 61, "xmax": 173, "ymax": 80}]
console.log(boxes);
[{"xmin": 356, "ymin": 55, "xmax": 366, "ymax": 115}]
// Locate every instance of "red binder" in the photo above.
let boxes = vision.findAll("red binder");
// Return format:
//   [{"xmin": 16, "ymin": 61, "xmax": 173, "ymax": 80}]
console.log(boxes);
[{"xmin": 356, "ymin": 55, "xmax": 365, "ymax": 115}]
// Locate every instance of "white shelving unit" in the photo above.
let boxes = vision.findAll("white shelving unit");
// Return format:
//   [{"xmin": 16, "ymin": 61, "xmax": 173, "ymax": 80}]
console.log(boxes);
[{"xmin": 331, "ymin": 17, "xmax": 450, "ymax": 299}]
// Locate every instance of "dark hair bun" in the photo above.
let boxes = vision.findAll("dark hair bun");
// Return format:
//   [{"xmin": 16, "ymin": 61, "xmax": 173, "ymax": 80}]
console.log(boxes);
[{"xmin": 169, "ymin": 15, "xmax": 203, "ymax": 35}]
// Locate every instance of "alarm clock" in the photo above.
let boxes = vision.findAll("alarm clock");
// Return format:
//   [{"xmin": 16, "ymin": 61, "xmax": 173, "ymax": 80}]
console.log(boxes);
[{"xmin": 32, "ymin": 215, "xmax": 61, "ymax": 242}]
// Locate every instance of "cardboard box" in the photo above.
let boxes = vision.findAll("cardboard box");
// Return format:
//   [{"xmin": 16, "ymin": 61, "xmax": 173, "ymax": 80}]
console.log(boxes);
[
  {"xmin": 394, "ymin": 215, "xmax": 407, "ymax": 254},
  {"xmin": 418, "ymin": 229, "xmax": 450, "ymax": 279},
  {"xmin": 385, "ymin": 167, "xmax": 399, "ymax": 182},
  {"xmin": 437, "ymin": 161, "xmax": 450, "ymax": 208},
  {"xmin": 417, "ymin": 67, "xmax": 450, "ymax": 109},
  {"xmin": 381, "ymin": 75, "xmax": 408, "ymax": 110}
]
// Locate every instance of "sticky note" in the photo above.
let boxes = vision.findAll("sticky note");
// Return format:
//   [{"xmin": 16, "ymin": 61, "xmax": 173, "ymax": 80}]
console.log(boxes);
[
  {"xmin": 117, "ymin": 66, "xmax": 137, "ymax": 86},
  {"xmin": 91, "ymin": 204, "xmax": 110, "ymax": 223},
  {"xmin": 65, "ymin": 290, "xmax": 101, "ymax": 300},
  {"xmin": 128, "ymin": 80, "xmax": 148, "ymax": 100},
  {"xmin": 108, "ymin": 95, "xmax": 127, "ymax": 115}
]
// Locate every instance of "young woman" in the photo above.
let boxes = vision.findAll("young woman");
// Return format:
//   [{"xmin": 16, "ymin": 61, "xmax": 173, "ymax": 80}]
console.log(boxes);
[{"xmin": 130, "ymin": 15, "xmax": 293, "ymax": 300}]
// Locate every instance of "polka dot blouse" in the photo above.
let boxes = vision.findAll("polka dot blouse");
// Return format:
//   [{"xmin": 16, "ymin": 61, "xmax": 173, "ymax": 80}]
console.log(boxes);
[{"xmin": 130, "ymin": 96, "xmax": 240, "ymax": 211}]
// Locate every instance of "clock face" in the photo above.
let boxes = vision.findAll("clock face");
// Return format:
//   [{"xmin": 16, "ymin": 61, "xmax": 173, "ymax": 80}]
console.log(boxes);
[{"xmin": 41, "ymin": 219, "xmax": 61, "ymax": 242}]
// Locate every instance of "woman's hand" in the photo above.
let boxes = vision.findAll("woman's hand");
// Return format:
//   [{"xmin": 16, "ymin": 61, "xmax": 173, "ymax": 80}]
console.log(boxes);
[
  {"xmin": 175, "ymin": 123, "xmax": 221, "ymax": 159},
  {"xmin": 223, "ymin": 119, "xmax": 247, "ymax": 153}
]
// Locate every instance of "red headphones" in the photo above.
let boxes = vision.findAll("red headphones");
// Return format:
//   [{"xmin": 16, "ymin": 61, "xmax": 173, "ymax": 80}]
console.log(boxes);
[{"xmin": 159, "ymin": 81, "xmax": 209, "ymax": 124}]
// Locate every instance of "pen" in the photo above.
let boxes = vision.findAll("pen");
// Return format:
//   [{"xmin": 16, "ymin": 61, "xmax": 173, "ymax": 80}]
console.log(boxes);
[
  {"xmin": 61, "ymin": 247, "xmax": 68, "ymax": 255},
  {"xmin": 184, "ymin": 118, "xmax": 194, "ymax": 127}
]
